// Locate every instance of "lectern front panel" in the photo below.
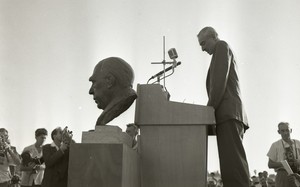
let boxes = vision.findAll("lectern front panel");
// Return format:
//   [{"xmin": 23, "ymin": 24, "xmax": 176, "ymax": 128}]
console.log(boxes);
[{"xmin": 140, "ymin": 125, "xmax": 207, "ymax": 187}]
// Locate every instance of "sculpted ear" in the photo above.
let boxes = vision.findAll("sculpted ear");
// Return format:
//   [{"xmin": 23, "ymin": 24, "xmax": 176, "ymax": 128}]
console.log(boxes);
[{"xmin": 105, "ymin": 73, "xmax": 116, "ymax": 88}]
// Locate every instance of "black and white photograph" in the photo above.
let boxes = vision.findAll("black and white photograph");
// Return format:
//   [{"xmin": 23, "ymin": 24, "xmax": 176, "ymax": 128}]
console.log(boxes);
[{"xmin": 1, "ymin": 0, "xmax": 300, "ymax": 187}]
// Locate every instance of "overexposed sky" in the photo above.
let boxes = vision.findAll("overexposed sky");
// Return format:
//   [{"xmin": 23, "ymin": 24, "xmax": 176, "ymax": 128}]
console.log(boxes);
[{"xmin": 1, "ymin": 0, "xmax": 300, "ymax": 175}]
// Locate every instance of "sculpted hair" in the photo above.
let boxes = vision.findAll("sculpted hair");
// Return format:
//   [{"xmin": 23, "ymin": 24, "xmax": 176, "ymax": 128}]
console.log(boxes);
[
  {"xmin": 100, "ymin": 57, "xmax": 134, "ymax": 88},
  {"xmin": 197, "ymin": 26, "xmax": 219, "ymax": 40}
]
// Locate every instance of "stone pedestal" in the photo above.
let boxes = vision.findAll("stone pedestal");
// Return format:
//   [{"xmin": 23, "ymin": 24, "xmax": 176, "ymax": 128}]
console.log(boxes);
[
  {"xmin": 82, "ymin": 125, "xmax": 133, "ymax": 147},
  {"xmin": 68, "ymin": 125, "xmax": 140, "ymax": 187}
]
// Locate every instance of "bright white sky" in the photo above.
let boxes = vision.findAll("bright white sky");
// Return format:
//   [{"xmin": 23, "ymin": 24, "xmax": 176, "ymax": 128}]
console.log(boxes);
[{"xmin": 1, "ymin": 0, "xmax": 300, "ymax": 176}]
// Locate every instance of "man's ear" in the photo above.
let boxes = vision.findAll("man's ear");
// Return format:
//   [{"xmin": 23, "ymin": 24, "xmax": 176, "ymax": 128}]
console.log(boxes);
[
  {"xmin": 277, "ymin": 130, "xmax": 280, "ymax": 135},
  {"xmin": 105, "ymin": 73, "xmax": 116, "ymax": 88}
]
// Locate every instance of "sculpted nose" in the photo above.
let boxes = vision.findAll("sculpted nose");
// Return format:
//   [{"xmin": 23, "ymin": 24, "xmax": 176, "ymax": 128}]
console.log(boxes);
[{"xmin": 89, "ymin": 87, "xmax": 94, "ymax": 95}]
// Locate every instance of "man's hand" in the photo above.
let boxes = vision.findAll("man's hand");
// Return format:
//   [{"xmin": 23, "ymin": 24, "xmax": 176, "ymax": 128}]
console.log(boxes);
[
  {"xmin": 60, "ymin": 142, "xmax": 68, "ymax": 152},
  {"xmin": 291, "ymin": 173, "xmax": 300, "ymax": 181},
  {"xmin": 288, "ymin": 173, "xmax": 300, "ymax": 184}
]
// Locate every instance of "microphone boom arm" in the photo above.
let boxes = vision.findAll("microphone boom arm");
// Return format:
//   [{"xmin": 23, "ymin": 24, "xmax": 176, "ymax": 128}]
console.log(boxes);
[{"xmin": 147, "ymin": 61, "xmax": 181, "ymax": 84}]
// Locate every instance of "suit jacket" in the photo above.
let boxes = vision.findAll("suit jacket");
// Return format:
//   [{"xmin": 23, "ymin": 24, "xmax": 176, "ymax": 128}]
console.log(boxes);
[
  {"xmin": 41, "ymin": 143, "xmax": 69, "ymax": 187},
  {"xmin": 206, "ymin": 40, "xmax": 249, "ymax": 129}
]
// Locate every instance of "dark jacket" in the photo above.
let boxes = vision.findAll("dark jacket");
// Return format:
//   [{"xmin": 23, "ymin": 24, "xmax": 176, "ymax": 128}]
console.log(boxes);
[
  {"xmin": 41, "ymin": 143, "xmax": 69, "ymax": 187},
  {"xmin": 206, "ymin": 40, "xmax": 249, "ymax": 129}
]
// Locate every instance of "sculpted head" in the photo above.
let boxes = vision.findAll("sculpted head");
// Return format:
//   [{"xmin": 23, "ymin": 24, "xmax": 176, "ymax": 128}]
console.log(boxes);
[
  {"xmin": 89, "ymin": 57, "xmax": 135, "ymax": 110},
  {"xmin": 89, "ymin": 57, "xmax": 137, "ymax": 126}
]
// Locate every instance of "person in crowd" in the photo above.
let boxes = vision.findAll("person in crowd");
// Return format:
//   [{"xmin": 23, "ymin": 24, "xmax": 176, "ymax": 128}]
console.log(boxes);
[
  {"xmin": 258, "ymin": 171, "xmax": 268, "ymax": 187},
  {"xmin": 0, "ymin": 128, "xmax": 21, "ymax": 187},
  {"xmin": 263, "ymin": 171, "xmax": 274, "ymax": 187},
  {"xmin": 125, "ymin": 123, "xmax": 139, "ymax": 150},
  {"xmin": 267, "ymin": 122, "xmax": 300, "ymax": 187},
  {"xmin": 89, "ymin": 57, "xmax": 137, "ymax": 126},
  {"xmin": 251, "ymin": 176, "xmax": 260, "ymax": 187},
  {"xmin": 197, "ymin": 26, "xmax": 250, "ymax": 186},
  {"xmin": 41, "ymin": 127, "xmax": 73, "ymax": 187},
  {"xmin": 209, "ymin": 172, "xmax": 218, "ymax": 185},
  {"xmin": 208, "ymin": 180, "xmax": 217, "ymax": 187},
  {"xmin": 20, "ymin": 128, "xmax": 48, "ymax": 187},
  {"xmin": 216, "ymin": 178, "xmax": 223, "ymax": 187}
]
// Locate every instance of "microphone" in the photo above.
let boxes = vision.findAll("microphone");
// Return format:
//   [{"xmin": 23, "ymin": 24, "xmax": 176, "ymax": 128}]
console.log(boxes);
[
  {"xmin": 168, "ymin": 48, "xmax": 178, "ymax": 60},
  {"xmin": 168, "ymin": 48, "xmax": 178, "ymax": 68},
  {"xmin": 150, "ymin": 61, "xmax": 181, "ymax": 80}
]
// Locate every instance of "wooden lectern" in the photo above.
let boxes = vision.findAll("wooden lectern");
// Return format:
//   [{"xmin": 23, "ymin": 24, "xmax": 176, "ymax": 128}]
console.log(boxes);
[{"xmin": 135, "ymin": 84, "xmax": 215, "ymax": 187}]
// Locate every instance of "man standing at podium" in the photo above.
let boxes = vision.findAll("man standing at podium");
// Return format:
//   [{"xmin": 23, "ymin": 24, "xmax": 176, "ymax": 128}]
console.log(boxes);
[{"xmin": 197, "ymin": 27, "xmax": 250, "ymax": 187}]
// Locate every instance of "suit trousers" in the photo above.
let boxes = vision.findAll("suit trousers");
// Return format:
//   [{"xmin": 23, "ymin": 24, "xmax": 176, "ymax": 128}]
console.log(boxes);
[{"xmin": 216, "ymin": 119, "xmax": 250, "ymax": 187}]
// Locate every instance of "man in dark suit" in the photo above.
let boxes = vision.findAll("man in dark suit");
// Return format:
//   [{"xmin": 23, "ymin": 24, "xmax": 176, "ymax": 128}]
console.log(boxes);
[
  {"xmin": 41, "ymin": 127, "xmax": 69, "ymax": 187},
  {"xmin": 197, "ymin": 26, "xmax": 250, "ymax": 187}
]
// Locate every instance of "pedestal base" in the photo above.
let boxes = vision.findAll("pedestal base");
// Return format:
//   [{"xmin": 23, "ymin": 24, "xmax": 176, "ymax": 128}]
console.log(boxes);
[{"xmin": 68, "ymin": 143, "xmax": 140, "ymax": 187}]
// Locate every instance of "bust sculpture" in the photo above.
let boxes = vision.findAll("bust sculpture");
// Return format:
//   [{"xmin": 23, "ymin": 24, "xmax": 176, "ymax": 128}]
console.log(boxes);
[{"xmin": 89, "ymin": 57, "xmax": 137, "ymax": 126}]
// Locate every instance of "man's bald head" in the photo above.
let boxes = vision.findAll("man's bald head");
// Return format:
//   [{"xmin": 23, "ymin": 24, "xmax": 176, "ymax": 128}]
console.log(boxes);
[
  {"xmin": 93, "ymin": 57, "xmax": 134, "ymax": 88},
  {"xmin": 89, "ymin": 57, "xmax": 135, "ymax": 110}
]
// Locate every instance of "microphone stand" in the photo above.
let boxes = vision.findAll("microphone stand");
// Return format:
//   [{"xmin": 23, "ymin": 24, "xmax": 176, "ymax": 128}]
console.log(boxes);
[{"xmin": 150, "ymin": 36, "xmax": 173, "ymax": 87}]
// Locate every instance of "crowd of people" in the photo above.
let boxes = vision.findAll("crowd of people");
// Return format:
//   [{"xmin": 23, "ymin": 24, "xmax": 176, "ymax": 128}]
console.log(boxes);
[
  {"xmin": 250, "ymin": 171, "xmax": 276, "ymax": 187},
  {"xmin": 0, "ymin": 127, "xmax": 73, "ymax": 187},
  {"xmin": 205, "ymin": 121, "xmax": 300, "ymax": 187},
  {"xmin": 0, "ymin": 124, "xmax": 139, "ymax": 187},
  {"xmin": 2, "ymin": 121, "xmax": 299, "ymax": 187},
  {"xmin": 207, "ymin": 170, "xmax": 276, "ymax": 187}
]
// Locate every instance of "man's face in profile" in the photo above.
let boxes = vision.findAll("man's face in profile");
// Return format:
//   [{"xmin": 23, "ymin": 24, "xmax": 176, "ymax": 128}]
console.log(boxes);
[
  {"xmin": 53, "ymin": 127, "xmax": 63, "ymax": 142},
  {"xmin": 89, "ymin": 63, "xmax": 111, "ymax": 110},
  {"xmin": 126, "ymin": 125, "xmax": 137, "ymax": 138},
  {"xmin": 198, "ymin": 34, "xmax": 215, "ymax": 55}
]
